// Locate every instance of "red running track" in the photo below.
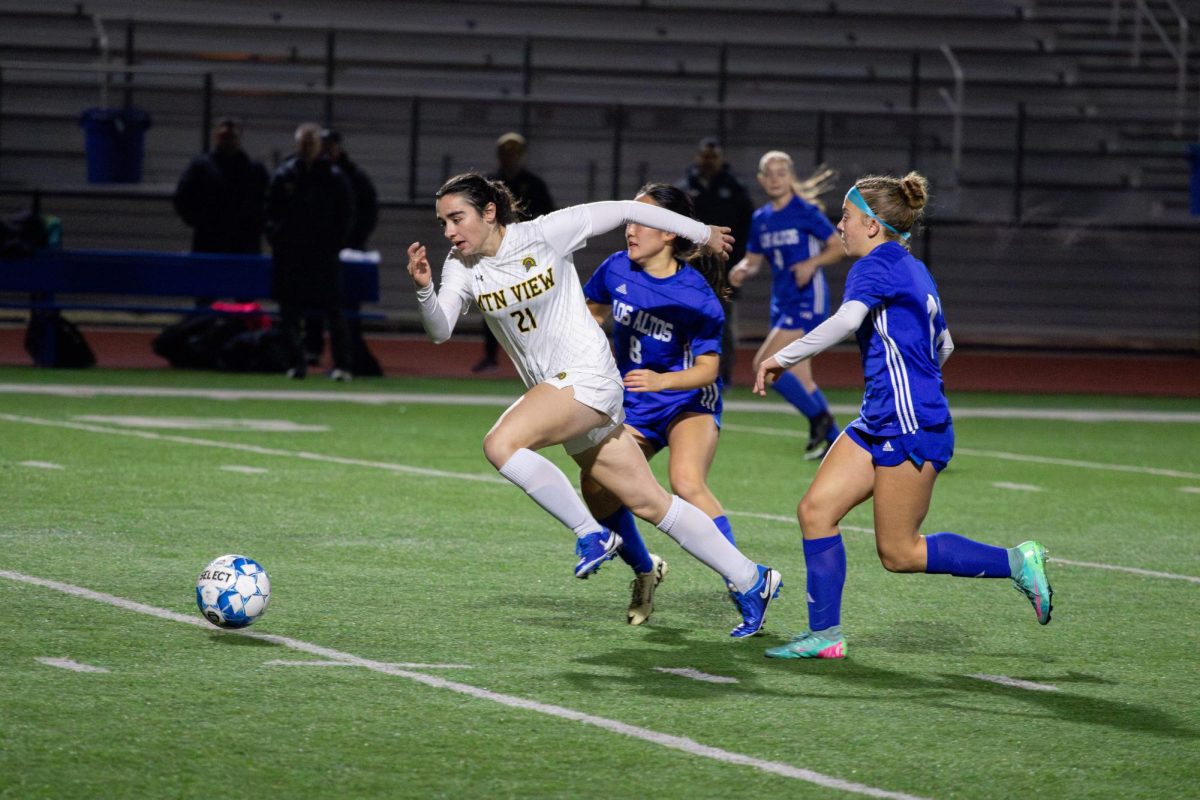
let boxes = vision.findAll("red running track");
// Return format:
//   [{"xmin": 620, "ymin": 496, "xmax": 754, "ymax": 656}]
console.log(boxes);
[{"xmin": 0, "ymin": 325, "xmax": 1196, "ymax": 398}]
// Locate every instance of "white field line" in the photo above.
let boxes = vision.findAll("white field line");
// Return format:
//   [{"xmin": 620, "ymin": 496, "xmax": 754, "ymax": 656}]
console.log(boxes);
[
  {"xmin": 991, "ymin": 482, "xmax": 1044, "ymax": 492},
  {"xmin": 722, "ymin": 423, "xmax": 1200, "ymax": 481},
  {"xmin": 264, "ymin": 659, "xmax": 472, "ymax": 669},
  {"xmin": 34, "ymin": 656, "xmax": 109, "ymax": 673},
  {"xmin": 19, "ymin": 461, "xmax": 64, "ymax": 470},
  {"xmin": 0, "ymin": 569, "xmax": 928, "ymax": 800},
  {"xmin": 0, "ymin": 414, "xmax": 508, "ymax": 485},
  {"xmin": 654, "ymin": 667, "xmax": 740, "ymax": 684},
  {"xmin": 220, "ymin": 465, "xmax": 270, "ymax": 474},
  {"xmin": 967, "ymin": 674, "xmax": 1059, "ymax": 692},
  {"xmin": 3, "ymin": 413, "xmax": 1196, "ymax": 586},
  {"xmin": 1182, "ymin": 487, "xmax": 1200, "ymax": 494},
  {"xmin": 74, "ymin": 415, "xmax": 329, "ymax": 432},
  {"xmin": 1, "ymin": 383, "xmax": 1198, "ymax": 424}
]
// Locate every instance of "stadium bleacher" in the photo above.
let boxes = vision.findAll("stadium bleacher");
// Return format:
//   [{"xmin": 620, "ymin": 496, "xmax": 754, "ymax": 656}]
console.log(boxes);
[{"xmin": 0, "ymin": 0, "xmax": 1196, "ymax": 351}]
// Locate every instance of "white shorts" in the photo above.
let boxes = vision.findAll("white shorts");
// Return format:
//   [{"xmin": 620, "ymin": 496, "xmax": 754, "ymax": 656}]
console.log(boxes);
[{"xmin": 544, "ymin": 368, "xmax": 626, "ymax": 455}]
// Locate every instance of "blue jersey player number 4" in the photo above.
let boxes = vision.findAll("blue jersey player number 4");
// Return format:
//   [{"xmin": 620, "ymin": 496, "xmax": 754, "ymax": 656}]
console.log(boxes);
[{"xmin": 753, "ymin": 171, "xmax": 1054, "ymax": 661}]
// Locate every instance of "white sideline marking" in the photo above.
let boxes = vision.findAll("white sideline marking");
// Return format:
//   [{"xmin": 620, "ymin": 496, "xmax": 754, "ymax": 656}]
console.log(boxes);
[
  {"xmin": 3, "ymin": 413, "xmax": 1194, "ymax": 586},
  {"xmin": 722, "ymin": 423, "xmax": 1200, "ymax": 481},
  {"xmin": 967, "ymin": 674, "xmax": 1059, "ymax": 692},
  {"xmin": 991, "ymin": 482, "xmax": 1044, "ymax": 492},
  {"xmin": 2, "ymin": 383, "xmax": 1198, "ymax": 423},
  {"xmin": 35, "ymin": 656, "xmax": 109, "ymax": 673},
  {"xmin": 1181, "ymin": 487, "xmax": 1200, "ymax": 494},
  {"xmin": 221, "ymin": 465, "xmax": 269, "ymax": 474},
  {"xmin": 0, "ymin": 414, "xmax": 507, "ymax": 485},
  {"xmin": 73, "ymin": 415, "xmax": 329, "ymax": 432},
  {"xmin": 264, "ymin": 659, "xmax": 472, "ymax": 669},
  {"xmin": 0, "ymin": 569, "xmax": 927, "ymax": 800},
  {"xmin": 19, "ymin": 460, "xmax": 63, "ymax": 470},
  {"xmin": 1051, "ymin": 559, "xmax": 1200, "ymax": 584},
  {"xmin": 654, "ymin": 667, "xmax": 739, "ymax": 684}
]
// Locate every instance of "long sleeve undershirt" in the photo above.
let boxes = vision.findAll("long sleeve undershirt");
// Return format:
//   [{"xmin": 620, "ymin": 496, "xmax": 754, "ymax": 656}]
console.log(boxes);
[{"xmin": 771, "ymin": 300, "xmax": 955, "ymax": 369}]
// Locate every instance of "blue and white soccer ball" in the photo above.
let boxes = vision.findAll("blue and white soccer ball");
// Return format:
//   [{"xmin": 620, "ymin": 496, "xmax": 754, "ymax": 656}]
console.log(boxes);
[{"xmin": 196, "ymin": 554, "xmax": 271, "ymax": 628}]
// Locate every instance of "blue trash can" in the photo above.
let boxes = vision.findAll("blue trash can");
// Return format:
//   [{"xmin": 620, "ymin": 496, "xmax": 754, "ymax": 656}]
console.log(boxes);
[
  {"xmin": 1188, "ymin": 143, "xmax": 1200, "ymax": 217},
  {"xmin": 79, "ymin": 107, "xmax": 152, "ymax": 183}
]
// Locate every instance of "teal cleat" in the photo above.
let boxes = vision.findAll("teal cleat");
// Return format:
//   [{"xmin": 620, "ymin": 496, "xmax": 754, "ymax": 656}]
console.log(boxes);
[
  {"xmin": 765, "ymin": 630, "xmax": 846, "ymax": 660},
  {"xmin": 1011, "ymin": 540, "xmax": 1053, "ymax": 625}
]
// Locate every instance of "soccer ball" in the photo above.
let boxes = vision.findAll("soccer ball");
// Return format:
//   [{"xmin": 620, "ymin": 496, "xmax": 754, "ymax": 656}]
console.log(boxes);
[{"xmin": 195, "ymin": 554, "xmax": 271, "ymax": 628}]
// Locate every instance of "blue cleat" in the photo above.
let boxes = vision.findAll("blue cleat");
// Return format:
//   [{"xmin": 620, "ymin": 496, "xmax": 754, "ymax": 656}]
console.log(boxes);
[
  {"xmin": 574, "ymin": 529, "xmax": 622, "ymax": 579},
  {"xmin": 729, "ymin": 565, "xmax": 782, "ymax": 638}
]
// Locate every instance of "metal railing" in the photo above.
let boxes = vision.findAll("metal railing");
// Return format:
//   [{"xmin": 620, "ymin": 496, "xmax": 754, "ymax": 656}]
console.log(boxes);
[{"xmin": 1114, "ymin": 0, "xmax": 1192, "ymax": 136}]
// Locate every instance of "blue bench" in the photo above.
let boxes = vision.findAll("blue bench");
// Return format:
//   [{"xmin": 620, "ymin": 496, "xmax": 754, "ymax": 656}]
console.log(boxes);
[{"xmin": 0, "ymin": 249, "xmax": 381, "ymax": 366}]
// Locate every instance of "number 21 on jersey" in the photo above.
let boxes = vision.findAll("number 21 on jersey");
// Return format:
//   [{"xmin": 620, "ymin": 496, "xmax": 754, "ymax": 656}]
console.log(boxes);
[{"xmin": 510, "ymin": 308, "xmax": 538, "ymax": 333}]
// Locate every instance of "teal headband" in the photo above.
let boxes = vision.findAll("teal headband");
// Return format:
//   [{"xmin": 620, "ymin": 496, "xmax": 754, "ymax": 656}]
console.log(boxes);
[{"xmin": 845, "ymin": 186, "xmax": 911, "ymax": 241}]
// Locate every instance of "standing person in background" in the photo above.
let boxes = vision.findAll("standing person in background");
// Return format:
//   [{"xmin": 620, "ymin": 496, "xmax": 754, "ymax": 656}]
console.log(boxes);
[
  {"xmin": 172, "ymin": 117, "xmax": 269, "ymax": 306},
  {"xmin": 729, "ymin": 150, "xmax": 846, "ymax": 460},
  {"xmin": 473, "ymin": 131, "xmax": 557, "ymax": 373},
  {"xmin": 303, "ymin": 129, "xmax": 383, "ymax": 376},
  {"xmin": 582, "ymin": 183, "xmax": 737, "ymax": 626},
  {"xmin": 408, "ymin": 172, "xmax": 783, "ymax": 639},
  {"xmin": 266, "ymin": 122, "xmax": 355, "ymax": 381},
  {"xmin": 677, "ymin": 138, "xmax": 754, "ymax": 390},
  {"xmin": 753, "ymin": 172, "xmax": 1053, "ymax": 660}
]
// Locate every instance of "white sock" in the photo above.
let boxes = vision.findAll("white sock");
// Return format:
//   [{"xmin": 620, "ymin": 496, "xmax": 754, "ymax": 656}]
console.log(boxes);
[
  {"xmin": 655, "ymin": 495, "xmax": 758, "ymax": 591},
  {"xmin": 498, "ymin": 448, "xmax": 600, "ymax": 537}
]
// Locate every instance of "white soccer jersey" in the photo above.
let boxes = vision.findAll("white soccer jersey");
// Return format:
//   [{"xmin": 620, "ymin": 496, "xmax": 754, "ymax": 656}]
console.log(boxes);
[{"xmin": 418, "ymin": 202, "xmax": 712, "ymax": 390}]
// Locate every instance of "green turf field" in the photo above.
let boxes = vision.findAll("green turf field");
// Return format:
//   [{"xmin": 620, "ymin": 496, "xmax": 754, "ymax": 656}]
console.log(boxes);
[{"xmin": 1, "ymin": 366, "xmax": 1197, "ymax": 799}]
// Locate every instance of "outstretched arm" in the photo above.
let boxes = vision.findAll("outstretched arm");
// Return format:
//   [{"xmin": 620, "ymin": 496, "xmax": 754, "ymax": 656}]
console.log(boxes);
[
  {"xmin": 753, "ymin": 300, "xmax": 869, "ymax": 395},
  {"xmin": 542, "ymin": 201, "xmax": 734, "ymax": 261}
]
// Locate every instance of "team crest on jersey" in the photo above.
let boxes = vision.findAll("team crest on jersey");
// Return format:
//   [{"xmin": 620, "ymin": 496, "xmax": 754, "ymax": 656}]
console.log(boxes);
[
  {"xmin": 522, "ymin": 256, "xmax": 537, "ymax": 271},
  {"xmin": 556, "ymin": 371, "xmax": 567, "ymax": 380}
]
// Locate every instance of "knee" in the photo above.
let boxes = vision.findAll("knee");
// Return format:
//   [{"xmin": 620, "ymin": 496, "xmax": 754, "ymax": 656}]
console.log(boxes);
[
  {"xmin": 667, "ymin": 469, "xmax": 706, "ymax": 503},
  {"xmin": 796, "ymin": 494, "xmax": 830, "ymax": 535},
  {"xmin": 482, "ymin": 431, "xmax": 518, "ymax": 469},
  {"xmin": 877, "ymin": 541, "xmax": 923, "ymax": 573}
]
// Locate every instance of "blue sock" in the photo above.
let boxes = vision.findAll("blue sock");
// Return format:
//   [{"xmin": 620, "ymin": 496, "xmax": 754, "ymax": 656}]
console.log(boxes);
[
  {"xmin": 809, "ymin": 388, "xmax": 840, "ymax": 440},
  {"xmin": 713, "ymin": 514, "xmax": 735, "ymax": 546},
  {"xmin": 772, "ymin": 372, "xmax": 822, "ymax": 419},
  {"xmin": 924, "ymin": 532, "xmax": 1011, "ymax": 578},
  {"xmin": 604, "ymin": 508, "xmax": 653, "ymax": 573},
  {"xmin": 804, "ymin": 534, "xmax": 846, "ymax": 632}
]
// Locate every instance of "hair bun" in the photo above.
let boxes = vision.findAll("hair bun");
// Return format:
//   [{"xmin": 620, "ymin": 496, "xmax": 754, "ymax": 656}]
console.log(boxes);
[{"xmin": 899, "ymin": 172, "xmax": 929, "ymax": 210}]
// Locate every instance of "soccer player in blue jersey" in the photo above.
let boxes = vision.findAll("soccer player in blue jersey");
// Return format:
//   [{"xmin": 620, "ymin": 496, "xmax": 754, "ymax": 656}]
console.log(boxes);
[
  {"xmin": 582, "ymin": 183, "xmax": 737, "ymax": 625},
  {"xmin": 752, "ymin": 171, "xmax": 1053, "ymax": 659},
  {"xmin": 730, "ymin": 151, "xmax": 847, "ymax": 459}
]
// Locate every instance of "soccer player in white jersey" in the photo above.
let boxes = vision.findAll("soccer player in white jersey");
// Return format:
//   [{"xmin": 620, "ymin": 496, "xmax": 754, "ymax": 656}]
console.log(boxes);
[
  {"xmin": 752, "ymin": 171, "xmax": 1053, "ymax": 660},
  {"xmin": 407, "ymin": 173, "xmax": 782, "ymax": 638},
  {"xmin": 729, "ymin": 151, "xmax": 847, "ymax": 460},
  {"xmin": 582, "ymin": 183, "xmax": 737, "ymax": 625}
]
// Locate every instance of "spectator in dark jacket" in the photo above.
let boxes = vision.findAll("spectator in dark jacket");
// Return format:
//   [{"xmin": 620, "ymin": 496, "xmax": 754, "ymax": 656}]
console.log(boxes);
[
  {"xmin": 266, "ymin": 122, "xmax": 355, "ymax": 380},
  {"xmin": 303, "ymin": 129, "xmax": 382, "ymax": 375},
  {"xmin": 172, "ymin": 117, "xmax": 270, "ymax": 305},
  {"xmin": 677, "ymin": 137, "xmax": 755, "ymax": 388}
]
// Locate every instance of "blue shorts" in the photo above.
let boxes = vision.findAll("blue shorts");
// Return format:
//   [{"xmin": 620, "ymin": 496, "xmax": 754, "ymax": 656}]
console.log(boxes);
[
  {"xmin": 845, "ymin": 421, "xmax": 955, "ymax": 473},
  {"xmin": 626, "ymin": 398, "xmax": 722, "ymax": 453},
  {"xmin": 769, "ymin": 299, "xmax": 828, "ymax": 331}
]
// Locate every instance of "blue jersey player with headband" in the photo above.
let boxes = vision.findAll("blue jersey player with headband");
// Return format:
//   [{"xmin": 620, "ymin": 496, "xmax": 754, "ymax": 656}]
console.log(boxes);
[
  {"xmin": 729, "ymin": 151, "xmax": 848, "ymax": 460},
  {"xmin": 582, "ymin": 183, "xmax": 751, "ymax": 627},
  {"xmin": 753, "ymin": 171, "xmax": 1053, "ymax": 660}
]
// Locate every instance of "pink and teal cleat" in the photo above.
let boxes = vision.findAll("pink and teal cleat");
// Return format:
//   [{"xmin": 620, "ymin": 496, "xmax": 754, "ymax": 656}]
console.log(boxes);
[
  {"xmin": 1011, "ymin": 540, "xmax": 1053, "ymax": 625},
  {"xmin": 764, "ymin": 630, "xmax": 846, "ymax": 660}
]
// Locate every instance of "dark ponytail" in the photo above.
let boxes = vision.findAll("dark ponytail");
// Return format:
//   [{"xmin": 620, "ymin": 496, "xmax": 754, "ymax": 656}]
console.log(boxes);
[
  {"xmin": 634, "ymin": 183, "xmax": 730, "ymax": 301},
  {"xmin": 436, "ymin": 172, "xmax": 524, "ymax": 224}
]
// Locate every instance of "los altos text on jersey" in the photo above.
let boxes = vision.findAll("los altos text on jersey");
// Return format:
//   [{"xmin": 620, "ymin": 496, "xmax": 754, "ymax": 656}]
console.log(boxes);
[
  {"xmin": 476, "ymin": 267, "xmax": 556, "ymax": 312},
  {"xmin": 612, "ymin": 299, "xmax": 675, "ymax": 342}
]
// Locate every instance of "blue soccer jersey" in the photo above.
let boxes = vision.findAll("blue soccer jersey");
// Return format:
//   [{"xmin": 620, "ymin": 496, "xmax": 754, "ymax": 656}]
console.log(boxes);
[
  {"xmin": 746, "ymin": 194, "xmax": 837, "ymax": 328},
  {"xmin": 842, "ymin": 242, "xmax": 952, "ymax": 436},
  {"xmin": 583, "ymin": 251, "xmax": 723, "ymax": 425}
]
